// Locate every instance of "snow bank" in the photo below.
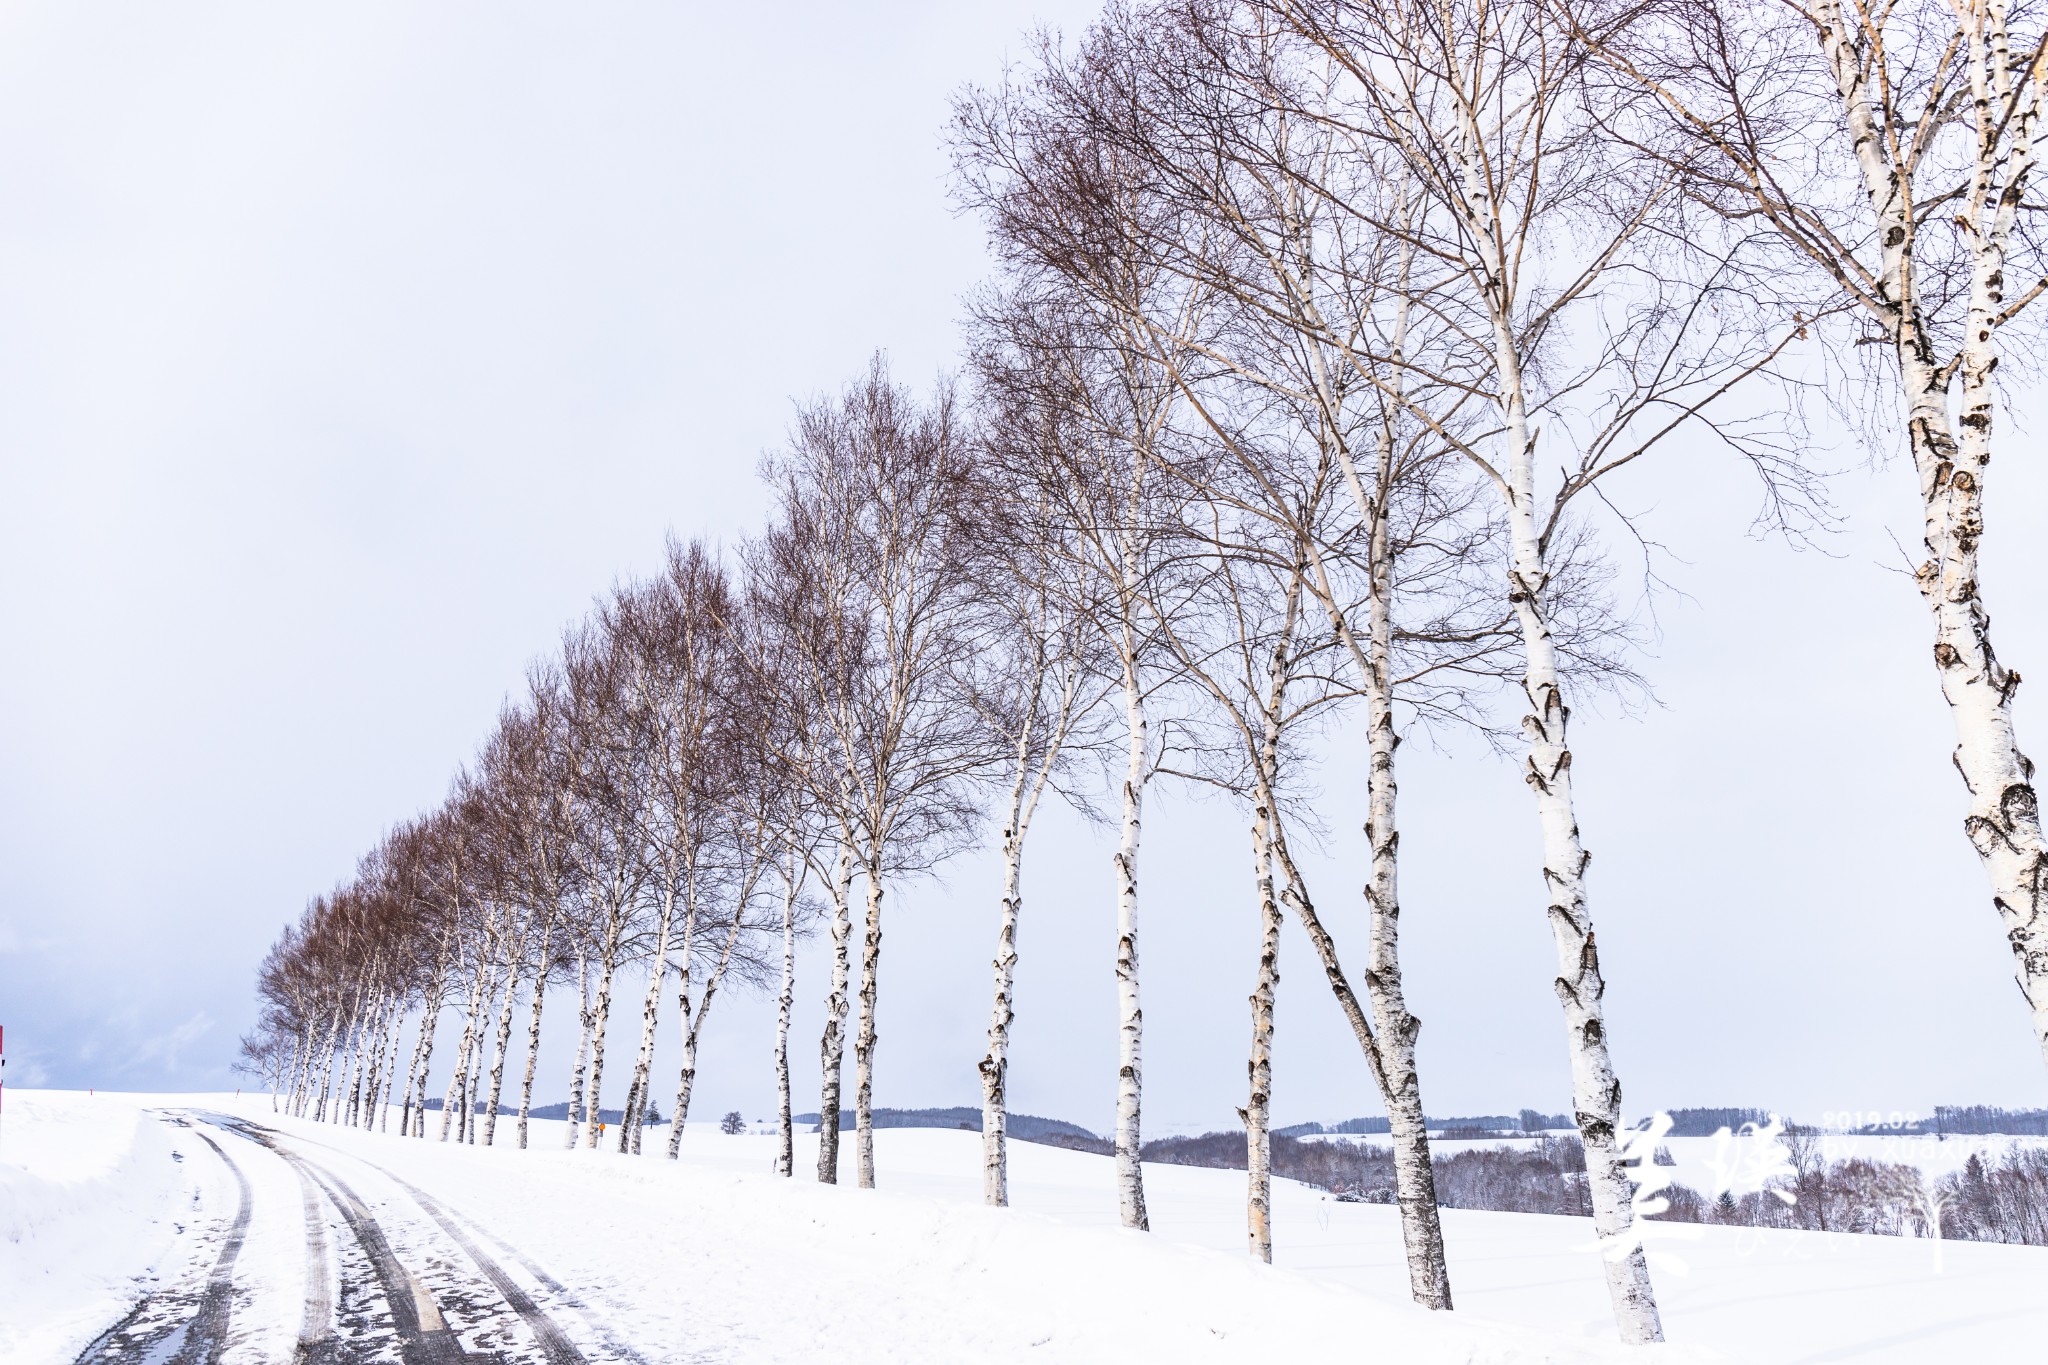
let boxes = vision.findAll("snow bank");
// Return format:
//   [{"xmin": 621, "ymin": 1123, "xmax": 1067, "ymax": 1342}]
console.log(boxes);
[
  {"xmin": 261, "ymin": 1111, "xmax": 1687, "ymax": 1364},
  {"xmin": 0, "ymin": 1090, "xmax": 186, "ymax": 1363}
]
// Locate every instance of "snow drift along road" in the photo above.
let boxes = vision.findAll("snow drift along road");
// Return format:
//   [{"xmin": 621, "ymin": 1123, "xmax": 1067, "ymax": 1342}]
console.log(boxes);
[{"xmin": 6, "ymin": 1090, "xmax": 2046, "ymax": 1363}]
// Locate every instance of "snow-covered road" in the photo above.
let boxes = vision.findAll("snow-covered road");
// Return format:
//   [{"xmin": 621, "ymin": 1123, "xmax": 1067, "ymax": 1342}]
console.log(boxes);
[
  {"xmin": 58, "ymin": 1106, "xmax": 633, "ymax": 1365},
  {"xmin": 7, "ymin": 1090, "xmax": 2046, "ymax": 1363}
]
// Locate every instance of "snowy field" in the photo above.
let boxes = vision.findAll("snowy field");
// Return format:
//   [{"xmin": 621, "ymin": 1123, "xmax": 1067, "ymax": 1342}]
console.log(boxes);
[{"xmin": 5, "ymin": 1090, "xmax": 2043, "ymax": 1364}]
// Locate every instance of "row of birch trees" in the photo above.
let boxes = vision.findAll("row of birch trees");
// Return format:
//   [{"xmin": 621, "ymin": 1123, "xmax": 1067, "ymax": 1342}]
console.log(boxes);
[{"xmin": 244, "ymin": 0, "xmax": 2048, "ymax": 1346}]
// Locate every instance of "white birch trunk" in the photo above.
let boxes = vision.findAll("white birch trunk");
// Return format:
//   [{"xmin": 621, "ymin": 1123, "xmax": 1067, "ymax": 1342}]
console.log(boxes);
[
  {"xmin": 289, "ymin": 1023, "xmax": 315, "ymax": 1116},
  {"xmin": 853, "ymin": 864, "xmax": 885, "ymax": 1189},
  {"xmin": 341, "ymin": 1019, "xmax": 366, "ymax": 1129},
  {"xmin": 1432, "ymin": 86, "xmax": 1663, "ymax": 1339},
  {"xmin": 1112, "ymin": 625, "xmax": 1150, "ymax": 1232},
  {"xmin": 461, "ymin": 963, "xmax": 497, "ymax": 1143},
  {"xmin": 355, "ymin": 991, "xmax": 392, "ymax": 1128},
  {"xmin": 668, "ymin": 909, "xmax": 748, "ymax": 1155},
  {"xmin": 1812, "ymin": 0, "xmax": 2048, "ymax": 1070},
  {"xmin": 816, "ymin": 844, "xmax": 855, "ymax": 1183},
  {"xmin": 405, "ymin": 960, "xmax": 450, "ymax": 1137},
  {"xmin": 373, "ymin": 1001, "xmax": 404, "ymax": 1132},
  {"xmin": 1242, "ymin": 802, "xmax": 1280, "ymax": 1264},
  {"xmin": 440, "ymin": 944, "xmax": 491, "ymax": 1143},
  {"xmin": 1366, "ymin": 671, "xmax": 1452, "ymax": 1307},
  {"xmin": 516, "ymin": 936, "xmax": 552, "ymax": 1151},
  {"xmin": 358, "ymin": 1001, "xmax": 384, "ymax": 1129},
  {"xmin": 565, "ymin": 954, "xmax": 592, "ymax": 1150},
  {"xmin": 283, "ymin": 1029, "xmax": 306, "ymax": 1117},
  {"xmin": 979, "ymin": 753, "xmax": 1033, "ymax": 1207},
  {"xmin": 1495, "ymin": 333, "xmax": 1662, "ymax": 1343},
  {"xmin": 479, "ymin": 924, "xmax": 530, "ymax": 1147},
  {"xmin": 622, "ymin": 891, "xmax": 678, "ymax": 1154},
  {"xmin": 662, "ymin": 886, "xmax": 704, "ymax": 1157},
  {"xmin": 311, "ymin": 1014, "xmax": 341, "ymax": 1123},
  {"xmin": 775, "ymin": 862, "xmax": 799, "ymax": 1179},
  {"xmin": 582, "ymin": 938, "xmax": 622, "ymax": 1151},
  {"xmin": 1361, "ymin": 414, "xmax": 1454, "ymax": 1309}
]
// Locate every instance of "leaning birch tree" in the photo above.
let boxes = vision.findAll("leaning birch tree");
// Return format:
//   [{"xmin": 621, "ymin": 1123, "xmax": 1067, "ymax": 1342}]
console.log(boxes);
[
  {"xmin": 1254, "ymin": 0, "xmax": 1818, "ymax": 1339},
  {"xmin": 1581, "ymin": 0, "xmax": 2048, "ymax": 1073}
]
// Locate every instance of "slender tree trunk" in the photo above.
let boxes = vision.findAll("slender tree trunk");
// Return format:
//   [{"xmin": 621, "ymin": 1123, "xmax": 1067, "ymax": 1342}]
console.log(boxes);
[
  {"xmin": 342, "ymin": 1022, "xmax": 366, "ymax": 1129},
  {"xmin": 583, "ymin": 912, "xmax": 627, "ymax": 1151},
  {"xmin": 980, "ymin": 755, "xmax": 1033, "ymax": 1208},
  {"xmin": 1489, "ymin": 316, "xmax": 1661, "ymax": 1341},
  {"xmin": 406, "ymin": 970, "xmax": 449, "ymax": 1138},
  {"xmin": 854, "ymin": 862, "xmax": 885, "ymax": 1189},
  {"xmin": 360, "ymin": 1000, "xmax": 386, "ymax": 1129},
  {"xmin": 480, "ymin": 928, "xmax": 529, "ymax": 1147},
  {"xmin": 311, "ymin": 1014, "xmax": 341, "ymax": 1123},
  {"xmin": 1922, "ymin": 346, "xmax": 2048, "ymax": 1067},
  {"xmin": 286, "ymin": 1024, "xmax": 312, "ymax": 1116},
  {"xmin": 282, "ymin": 1030, "xmax": 303, "ymax": 1116},
  {"xmin": 662, "ymin": 892, "xmax": 704, "ymax": 1158},
  {"xmin": 817, "ymin": 844, "xmax": 855, "ymax": 1183},
  {"xmin": 669, "ymin": 911, "xmax": 748, "ymax": 1156},
  {"xmin": 359, "ymin": 991, "xmax": 395, "ymax": 1127},
  {"xmin": 1112, "ymin": 630, "xmax": 1149, "ymax": 1231},
  {"xmin": 775, "ymin": 863, "xmax": 799, "ymax": 1179},
  {"xmin": 336, "ymin": 977, "xmax": 371, "ymax": 1126},
  {"xmin": 401, "ymin": 973, "xmax": 437, "ymax": 1136},
  {"xmin": 1360, "ymin": 458, "xmax": 1454, "ymax": 1308},
  {"xmin": 517, "ymin": 932, "xmax": 552, "ymax": 1151},
  {"xmin": 1811, "ymin": 0, "xmax": 2048, "ymax": 1083},
  {"xmin": 441, "ymin": 940, "xmax": 492, "ymax": 1142},
  {"xmin": 1243, "ymin": 802, "xmax": 1280, "ymax": 1263},
  {"xmin": 460, "ymin": 965, "xmax": 495, "ymax": 1146},
  {"xmin": 624, "ymin": 890, "xmax": 679, "ymax": 1154},
  {"xmin": 565, "ymin": 954, "xmax": 593, "ymax": 1150},
  {"xmin": 373, "ymin": 1001, "xmax": 404, "ymax": 1132},
  {"xmin": 363, "ymin": 984, "xmax": 394, "ymax": 1126}
]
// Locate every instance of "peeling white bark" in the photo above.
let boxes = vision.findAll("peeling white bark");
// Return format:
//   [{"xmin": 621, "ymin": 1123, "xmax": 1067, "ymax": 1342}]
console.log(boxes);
[
  {"xmin": 853, "ymin": 866, "xmax": 885, "ymax": 1189},
  {"xmin": 1242, "ymin": 802, "xmax": 1280, "ymax": 1264},
  {"xmin": 1112, "ymin": 616, "xmax": 1150, "ymax": 1232},
  {"xmin": 816, "ymin": 844, "xmax": 855, "ymax": 1183},
  {"xmin": 775, "ymin": 858, "xmax": 800, "ymax": 1178},
  {"xmin": 1811, "ymin": 0, "xmax": 2048, "ymax": 1071},
  {"xmin": 479, "ymin": 915, "xmax": 532, "ymax": 1147},
  {"xmin": 1497, "ymin": 339, "xmax": 1662, "ymax": 1345},
  {"xmin": 622, "ymin": 890, "xmax": 678, "ymax": 1154},
  {"xmin": 516, "ymin": 920, "xmax": 553, "ymax": 1151},
  {"xmin": 565, "ymin": 953, "xmax": 592, "ymax": 1150},
  {"xmin": 979, "ymin": 754, "xmax": 1032, "ymax": 1207}
]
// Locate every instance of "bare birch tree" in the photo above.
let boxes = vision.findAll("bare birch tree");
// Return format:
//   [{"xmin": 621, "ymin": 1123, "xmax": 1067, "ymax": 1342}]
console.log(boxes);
[
  {"xmin": 1226, "ymin": 0, "xmax": 1817, "ymax": 1338},
  {"xmin": 955, "ymin": 403, "xmax": 1116, "ymax": 1208},
  {"xmin": 1579, "ymin": 0, "xmax": 2048, "ymax": 1074},
  {"xmin": 751, "ymin": 358, "xmax": 991, "ymax": 1189},
  {"xmin": 955, "ymin": 78, "xmax": 1219, "ymax": 1225}
]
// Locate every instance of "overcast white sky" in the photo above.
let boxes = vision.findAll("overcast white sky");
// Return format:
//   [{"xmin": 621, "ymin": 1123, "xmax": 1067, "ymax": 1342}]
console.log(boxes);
[{"xmin": 2, "ymin": 2, "xmax": 2045, "ymax": 1135}]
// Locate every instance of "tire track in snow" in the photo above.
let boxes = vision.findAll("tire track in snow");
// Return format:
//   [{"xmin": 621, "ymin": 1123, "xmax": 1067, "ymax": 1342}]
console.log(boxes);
[
  {"xmin": 72, "ymin": 1118, "xmax": 254, "ymax": 1365},
  {"xmin": 332, "ymin": 1157, "xmax": 659, "ymax": 1365},
  {"xmin": 201, "ymin": 1116, "xmax": 468, "ymax": 1365},
  {"xmin": 285, "ymin": 1156, "xmax": 339, "ymax": 1365},
  {"xmin": 178, "ymin": 1131, "xmax": 256, "ymax": 1364},
  {"xmin": 356, "ymin": 1170, "xmax": 590, "ymax": 1365},
  {"xmin": 220, "ymin": 1116, "xmax": 676, "ymax": 1365},
  {"xmin": 207, "ymin": 1113, "xmax": 642, "ymax": 1365}
]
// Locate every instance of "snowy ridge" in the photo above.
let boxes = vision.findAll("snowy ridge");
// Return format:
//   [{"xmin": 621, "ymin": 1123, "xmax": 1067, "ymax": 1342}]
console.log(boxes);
[{"xmin": 0, "ymin": 1092, "xmax": 186, "ymax": 1363}]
